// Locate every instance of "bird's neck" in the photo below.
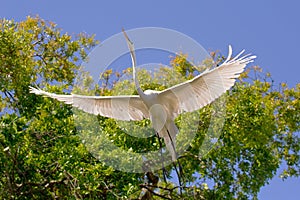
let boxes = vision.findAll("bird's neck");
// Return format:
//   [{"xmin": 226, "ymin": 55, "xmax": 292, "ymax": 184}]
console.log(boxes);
[{"xmin": 133, "ymin": 63, "xmax": 146, "ymax": 98}]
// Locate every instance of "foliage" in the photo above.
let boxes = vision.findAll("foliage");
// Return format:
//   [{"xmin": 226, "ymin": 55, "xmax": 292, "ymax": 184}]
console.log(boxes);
[{"xmin": 0, "ymin": 17, "xmax": 299, "ymax": 199}]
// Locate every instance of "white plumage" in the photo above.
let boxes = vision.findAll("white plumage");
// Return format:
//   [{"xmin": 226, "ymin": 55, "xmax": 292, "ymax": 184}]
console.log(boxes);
[{"xmin": 29, "ymin": 30, "xmax": 256, "ymax": 161}]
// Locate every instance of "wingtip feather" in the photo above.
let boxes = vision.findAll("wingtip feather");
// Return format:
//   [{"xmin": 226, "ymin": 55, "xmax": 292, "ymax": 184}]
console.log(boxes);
[
  {"xmin": 224, "ymin": 45, "xmax": 233, "ymax": 63},
  {"xmin": 29, "ymin": 86, "xmax": 43, "ymax": 95}
]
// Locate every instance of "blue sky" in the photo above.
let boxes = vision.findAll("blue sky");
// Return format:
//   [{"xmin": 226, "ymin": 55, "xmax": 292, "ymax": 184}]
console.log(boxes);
[{"xmin": 1, "ymin": 0, "xmax": 299, "ymax": 199}]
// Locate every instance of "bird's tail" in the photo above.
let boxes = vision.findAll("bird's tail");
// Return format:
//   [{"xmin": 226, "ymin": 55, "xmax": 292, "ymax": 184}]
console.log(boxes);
[{"xmin": 159, "ymin": 121, "xmax": 179, "ymax": 161}]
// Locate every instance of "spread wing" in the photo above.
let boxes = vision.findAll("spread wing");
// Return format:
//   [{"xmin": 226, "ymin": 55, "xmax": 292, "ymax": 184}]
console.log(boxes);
[
  {"xmin": 158, "ymin": 45, "xmax": 256, "ymax": 119},
  {"xmin": 29, "ymin": 87, "xmax": 149, "ymax": 121}
]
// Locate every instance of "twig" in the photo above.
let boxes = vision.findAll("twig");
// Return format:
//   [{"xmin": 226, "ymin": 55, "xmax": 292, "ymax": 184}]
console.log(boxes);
[{"xmin": 140, "ymin": 185, "xmax": 172, "ymax": 200}]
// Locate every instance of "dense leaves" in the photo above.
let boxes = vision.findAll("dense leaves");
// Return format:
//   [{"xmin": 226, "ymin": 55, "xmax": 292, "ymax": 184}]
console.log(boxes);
[{"xmin": 0, "ymin": 17, "xmax": 299, "ymax": 199}]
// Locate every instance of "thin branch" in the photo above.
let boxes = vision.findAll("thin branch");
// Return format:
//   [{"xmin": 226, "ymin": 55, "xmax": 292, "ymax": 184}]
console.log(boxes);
[
  {"xmin": 101, "ymin": 181, "xmax": 120, "ymax": 199},
  {"xmin": 140, "ymin": 185, "xmax": 172, "ymax": 200}
]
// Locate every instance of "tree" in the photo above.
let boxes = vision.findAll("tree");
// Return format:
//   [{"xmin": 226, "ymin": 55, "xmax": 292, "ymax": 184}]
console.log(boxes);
[{"xmin": 0, "ymin": 16, "xmax": 299, "ymax": 199}]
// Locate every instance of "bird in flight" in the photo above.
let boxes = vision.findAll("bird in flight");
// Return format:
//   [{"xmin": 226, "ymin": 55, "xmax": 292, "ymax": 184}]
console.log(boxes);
[{"xmin": 29, "ymin": 29, "xmax": 256, "ymax": 161}]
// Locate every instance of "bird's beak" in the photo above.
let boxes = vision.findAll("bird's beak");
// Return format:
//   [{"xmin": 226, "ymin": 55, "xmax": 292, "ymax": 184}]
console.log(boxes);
[{"xmin": 122, "ymin": 28, "xmax": 134, "ymax": 46}]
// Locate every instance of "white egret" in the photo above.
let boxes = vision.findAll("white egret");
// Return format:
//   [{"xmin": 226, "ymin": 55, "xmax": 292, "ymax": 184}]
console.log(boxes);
[{"xmin": 29, "ymin": 30, "xmax": 256, "ymax": 161}]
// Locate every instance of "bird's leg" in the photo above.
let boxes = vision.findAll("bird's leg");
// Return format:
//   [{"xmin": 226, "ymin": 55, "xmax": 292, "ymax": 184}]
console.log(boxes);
[
  {"xmin": 156, "ymin": 132, "xmax": 168, "ymax": 183},
  {"xmin": 166, "ymin": 130, "xmax": 184, "ymax": 193}
]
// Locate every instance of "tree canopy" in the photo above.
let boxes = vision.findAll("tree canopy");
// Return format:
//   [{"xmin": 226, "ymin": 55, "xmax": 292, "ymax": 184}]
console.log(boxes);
[{"xmin": 0, "ymin": 16, "xmax": 299, "ymax": 199}]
